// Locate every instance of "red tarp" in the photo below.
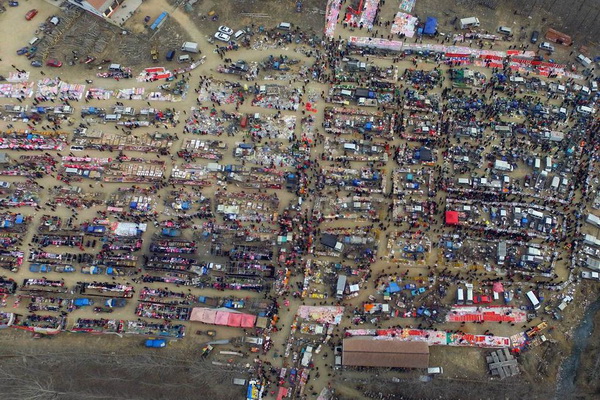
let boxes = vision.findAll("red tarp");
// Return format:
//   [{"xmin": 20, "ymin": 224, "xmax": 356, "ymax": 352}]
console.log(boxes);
[
  {"xmin": 227, "ymin": 313, "xmax": 242, "ymax": 327},
  {"xmin": 276, "ymin": 387, "xmax": 289, "ymax": 400},
  {"xmin": 240, "ymin": 314, "xmax": 257, "ymax": 328},
  {"xmin": 445, "ymin": 211, "xmax": 459, "ymax": 225},
  {"xmin": 545, "ymin": 28, "xmax": 572, "ymax": 46},
  {"xmin": 493, "ymin": 282, "xmax": 504, "ymax": 293}
]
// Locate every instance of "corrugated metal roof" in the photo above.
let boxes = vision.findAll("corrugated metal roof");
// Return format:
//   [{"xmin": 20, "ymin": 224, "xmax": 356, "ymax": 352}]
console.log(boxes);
[{"xmin": 342, "ymin": 338, "xmax": 429, "ymax": 368}]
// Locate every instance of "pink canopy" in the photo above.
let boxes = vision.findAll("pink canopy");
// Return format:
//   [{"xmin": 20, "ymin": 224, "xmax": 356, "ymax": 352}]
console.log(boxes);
[
  {"xmin": 215, "ymin": 311, "xmax": 230, "ymax": 326},
  {"xmin": 492, "ymin": 282, "xmax": 505, "ymax": 293},
  {"xmin": 189, "ymin": 307, "xmax": 257, "ymax": 328},
  {"xmin": 189, "ymin": 308, "xmax": 217, "ymax": 324}
]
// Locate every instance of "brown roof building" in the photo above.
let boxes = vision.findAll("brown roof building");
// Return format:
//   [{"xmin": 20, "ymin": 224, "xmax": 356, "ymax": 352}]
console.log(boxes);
[{"xmin": 342, "ymin": 338, "xmax": 429, "ymax": 369}]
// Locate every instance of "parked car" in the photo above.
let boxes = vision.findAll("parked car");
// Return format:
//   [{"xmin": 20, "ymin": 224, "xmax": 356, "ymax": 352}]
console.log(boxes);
[
  {"xmin": 0, "ymin": 181, "xmax": 10, "ymax": 188},
  {"xmin": 8, "ymin": 1, "xmax": 19, "ymax": 6},
  {"xmin": 530, "ymin": 30, "xmax": 539, "ymax": 44},
  {"xmin": 539, "ymin": 42, "xmax": 555, "ymax": 52},
  {"xmin": 214, "ymin": 32, "xmax": 231, "ymax": 42},
  {"xmin": 30, "ymin": 60, "xmax": 42, "ymax": 67},
  {"xmin": 46, "ymin": 59, "xmax": 62, "ymax": 68},
  {"xmin": 17, "ymin": 47, "xmax": 28, "ymax": 55},
  {"xmin": 25, "ymin": 9, "xmax": 38, "ymax": 20},
  {"xmin": 29, "ymin": 263, "xmax": 52, "ymax": 273},
  {"xmin": 218, "ymin": 25, "xmax": 233, "ymax": 35},
  {"xmin": 474, "ymin": 295, "xmax": 492, "ymax": 304}
]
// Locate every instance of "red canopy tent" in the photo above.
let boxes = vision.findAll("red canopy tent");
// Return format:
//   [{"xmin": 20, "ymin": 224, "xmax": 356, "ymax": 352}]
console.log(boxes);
[{"xmin": 445, "ymin": 211, "xmax": 459, "ymax": 225}]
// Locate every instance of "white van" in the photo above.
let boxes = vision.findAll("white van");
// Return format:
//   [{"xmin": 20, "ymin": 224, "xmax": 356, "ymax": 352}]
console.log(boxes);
[
  {"xmin": 278, "ymin": 22, "xmax": 291, "ymax": 30},
  {"xmin": 539, "ymin": 42, "xmax": 555, "ymax": 52},
  {"xmin": 178, "ymin": 54, "xmax": 191, "ymax": 63},
  {"xmin": 591, "ymin": 81, "xmax": 598, "ymax": 92},
  {"xmin": 427, "ymin": 367, "xmax": 443, "ymax": 374},
  {"xmin": 456, "ymin": 288, "xmax": 464, "ymax": 305},
  {"xmin": 458, "ymin": 178, "xmax": 472, "ymax": 186},
  {"xmin": 497, "ymin": 26, "xmax": 512, "ymax": 35},
  {"xmin": 576, "ymin": 54, "xmax": 592, "ymax": 67},
  {"xmin": 233, "ymin": 30, "xmax": 246, "ymax": 40},
  {"xmin": 104, "ymin": 114, "xmax": 120, "ymax": 121},
  {"xmin": 526, "ymin": 290, "xmax": 541, "ymax": 310},
  {"xmin": 29, "ymin": 37, "xmax": 41, "ymax": 46},
  {"xmin": 459, "ymin": 17, "xmax": 480, "ymax": 29}
]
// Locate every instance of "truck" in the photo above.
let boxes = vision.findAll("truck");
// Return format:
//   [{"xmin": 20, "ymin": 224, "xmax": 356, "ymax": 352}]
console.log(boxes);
[
  {"xmin": 81, "ymin": 265, "xmax": 104, "ymax": 274},
  {"xmin": 581, "ymin": 271, "xmax": 600, "ymax": 281},
  {"xmin": 465, "ymin": 283, "xmax": 474, "ymax": 305},
  {"xmin": 358, "ymin": 97, "xmax": 377, "ymax": 107},
  {"xmin": 181, "ymin": 41, "xmax": 199, "ymax": 53},
  {"xmin": 336, "ymin": 275, "xmax": 347, "ymax": 299},
  {"xmin": 105, "ymin": 298, "xmax": 127, "ymax": 308},
  {"xmin": 55, "ymin": 265, "xmax": 75, "ymax": 273}
]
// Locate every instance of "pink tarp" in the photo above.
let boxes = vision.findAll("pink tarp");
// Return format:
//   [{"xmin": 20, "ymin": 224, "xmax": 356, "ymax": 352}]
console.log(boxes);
[
  {"xmin": 215, "ymin": 312, "xmax": 230, "ymax": 326},
  {"xmin": 189, "ymin": 307, "xmax": 257, "ymax": 328},
  {"xmin": 190, "ymin": 308, "xmax": 217, "ymax": 324}
]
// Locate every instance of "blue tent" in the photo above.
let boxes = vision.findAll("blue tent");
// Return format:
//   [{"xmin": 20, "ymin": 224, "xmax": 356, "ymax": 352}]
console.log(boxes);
[
  {"xmin": 423, "ymin": 17, "xmax": 437, "ymax": 36},
  {"xmin": 181, "ymin": 202, "xmax": 190, "ymax": 210},
  {"xmin": 364, "ymin": 122, "xmax": 373, "ymax": 130},
  {"xmin": 15, "ymin": 215, "xmax": 23, "ymax": 224},
  {"xmin": 130, "ymin": 202, "xmax": 138, "ymax": 209},
  {"xmin": 388, "ymin": 282, "xmax": 401, "ymax": 293}
]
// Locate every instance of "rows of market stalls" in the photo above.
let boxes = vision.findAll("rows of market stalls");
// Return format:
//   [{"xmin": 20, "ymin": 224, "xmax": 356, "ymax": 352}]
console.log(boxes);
[{"xmin": 0, "ymin": 76, "xmax": 323, "ymax": 395}]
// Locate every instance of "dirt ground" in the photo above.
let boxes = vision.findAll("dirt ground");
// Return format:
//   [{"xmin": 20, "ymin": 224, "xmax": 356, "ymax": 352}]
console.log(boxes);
[{"xmin": 0, "ymin": 1, "xmax": 598, "ymax": 399}]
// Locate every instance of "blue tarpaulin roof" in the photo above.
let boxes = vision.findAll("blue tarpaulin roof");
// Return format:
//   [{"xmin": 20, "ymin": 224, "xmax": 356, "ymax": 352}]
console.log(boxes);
[
  {"xmin": 423, "ymin": 17, "xmax": 437, "ymax": 35},
  {"xmin": 15, "ymin": 215, "xmax": 23, "ymax": 224},
  {"xmin": 388, "ymin": 282, "xmax": 401, "ymax": 293}
]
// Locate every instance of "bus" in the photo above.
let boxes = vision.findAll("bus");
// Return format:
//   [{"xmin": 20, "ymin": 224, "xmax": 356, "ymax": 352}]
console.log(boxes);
[{"xmin": 526, "ymin": 291, "xmax": 541, "ymax": 310}]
